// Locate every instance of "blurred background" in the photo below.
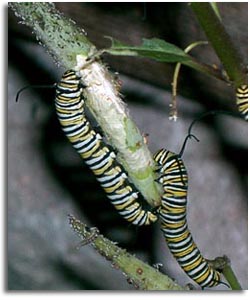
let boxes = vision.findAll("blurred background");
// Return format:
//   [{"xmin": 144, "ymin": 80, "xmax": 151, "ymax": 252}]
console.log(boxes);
[{"xmin": 8, "ymin": 2, "xmax": 247, "ymax": 290}]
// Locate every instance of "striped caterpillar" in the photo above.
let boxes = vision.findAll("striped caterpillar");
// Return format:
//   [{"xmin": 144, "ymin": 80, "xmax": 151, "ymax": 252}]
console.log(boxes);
[
  {"xmin": 55, "ymin": 70, "xmax": 157, "ymax": 226},
  {"xmin": 154, "ymin": 149, "xmax": 222, "ymax": 288},
  {"xmin": 236, "ymin": 84, "xmax": 248, "ymax": 121}
]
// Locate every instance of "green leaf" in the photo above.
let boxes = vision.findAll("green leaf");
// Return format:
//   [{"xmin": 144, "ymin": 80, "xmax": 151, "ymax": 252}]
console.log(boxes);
[
  {"xmin": 105, "ymin": 37, "xmax": 191, "ymax": 63},
  {"xmin": 210, "ymin": 2, "xmax": 222, "ymax": 21}
]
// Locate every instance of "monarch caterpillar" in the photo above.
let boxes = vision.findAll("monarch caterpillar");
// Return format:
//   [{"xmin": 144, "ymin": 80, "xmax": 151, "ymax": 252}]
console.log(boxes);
[
  {"xmin": 55, "ymin": 70, "xmax": 157, "ymax": 226},
  {"xmin": 154, "ymin": 149, "xmax": 222, "ymax": 288},
  {"xmin": 236, "ymin": 84, "xmax": 248, "ymax": 120}
]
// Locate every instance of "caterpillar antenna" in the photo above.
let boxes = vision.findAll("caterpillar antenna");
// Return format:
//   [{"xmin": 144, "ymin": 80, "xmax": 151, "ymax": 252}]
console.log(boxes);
[
  {"xmin": 179, "ymin": 134, "xmax": 200, "ymax": 157},
  {"xmin": 187, "ymin": 110, "xmax": 242, "ymax": 136},
  {"xmin": 180, "ymin": 109, "xmax": 242, "ymax": 157},
  {"xmin": 15, "ymin": 84, "xmax": 56, "ymax": 102}
]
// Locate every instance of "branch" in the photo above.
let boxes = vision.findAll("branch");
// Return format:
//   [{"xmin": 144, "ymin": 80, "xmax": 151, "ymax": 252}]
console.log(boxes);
[
  {"xmin": 190, "ymin": 3, "xmax": 247, "ymax": 88},
  {"xmin": 219, "ymin": 256, "xmax": 242, "ymax": 290},
  {"xmin": 68, "ymin": 215, "xmax": 186, "ymax": 290},
  {"xmin": 9, "ymin": 2, "xmax": 161, "ymax": 207}
]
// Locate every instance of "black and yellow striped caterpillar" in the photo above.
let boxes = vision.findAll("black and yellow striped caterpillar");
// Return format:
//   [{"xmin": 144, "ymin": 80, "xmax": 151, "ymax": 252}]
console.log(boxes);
[
  {"xmin": 55, "ymin": 70, "xmax": 157, "ymax": 226},
  {"xmin": 236, "ymin": 84, "xmax": 248, "ymax": 121},
  {"xmin": 154, "ymin": 149, "xmax": 222, "ymax": 288}
]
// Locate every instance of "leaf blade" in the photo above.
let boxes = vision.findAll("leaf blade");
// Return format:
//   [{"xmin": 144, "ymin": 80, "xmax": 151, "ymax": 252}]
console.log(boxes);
[{"xmin": 105, "ymin": 37, "xmax": 191, "ymax": 63}]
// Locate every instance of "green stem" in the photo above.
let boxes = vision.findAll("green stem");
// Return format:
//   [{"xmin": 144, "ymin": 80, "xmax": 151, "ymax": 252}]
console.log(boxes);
[
  {"xmin": 69, "ymin": 215, "xmax": 186, "ymax": 290},
  {"xmin": 9, "ymin": 2, "xmax": 93, "ymax": 69},
  {"xmin": 222, "ymin": 263, "xmax": 242, "ymax": 290},
  {"xmin": 208, "ymin": 255, "xmax": 242, "ymax": 290},
  {"xmin": 190, "ymin": 2, "xmax": 247, "ymax": 87},
  {"xmin": 170, "ymin": 41, "xmax": 209, "ymax": 120},
  {"xmin": 183, "ymin": 56, "xmax": 226, "ymax": 82}
]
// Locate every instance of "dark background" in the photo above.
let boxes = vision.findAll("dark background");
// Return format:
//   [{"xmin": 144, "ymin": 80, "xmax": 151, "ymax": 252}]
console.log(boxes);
[{"xmin": 8, "ymin": 2, "xmax": 247, "ymax": 290}]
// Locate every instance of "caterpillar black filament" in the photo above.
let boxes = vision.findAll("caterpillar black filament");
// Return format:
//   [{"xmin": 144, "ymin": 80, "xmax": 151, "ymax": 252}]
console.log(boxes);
[
  {"xmin": 154, "ymin": 149, "xmax": 221, "ymax": 288},
  {"xmin": 236, "ymin": 84, "xmax": 248, "ymax": 120},
  {"xmin": 55, "ymin": 70, "xmax": 157, "ymax": 226}
]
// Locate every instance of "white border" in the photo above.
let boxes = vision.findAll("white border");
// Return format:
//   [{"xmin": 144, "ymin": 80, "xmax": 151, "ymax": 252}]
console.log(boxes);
[{"xmin": 5, "ymin": 1, "xmax": 249, "ymax": 299}]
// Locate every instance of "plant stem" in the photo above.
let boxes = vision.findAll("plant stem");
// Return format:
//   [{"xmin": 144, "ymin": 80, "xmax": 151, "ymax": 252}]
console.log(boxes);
[
  {"xmin": 9, "ymin": 2, "xmax": 161, "ymax": 207},
  {"xmin": 171, "ymin": 41, "xmax": 209, "ymax": 120},
  {"xmin": 219, "ymin": 257, "xmax": 242, "ymax": 290},
  {"xmin": 68, "ymin": 215, "xmax": 186, "ymax": 290},
  {"xmin": 190, "ymin": 2, "xmax": 247, "ymax": 87},
  {"xmin": 183, "ymin": 56, "xmax": 226, "ymax": 82},
  {"xmin": 9, "ymin": 2, "xmax": 93, "ymax": 69},
  {"xmin": 223, "ymin": 264, "xmax": 242, "ymax": 290}
]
